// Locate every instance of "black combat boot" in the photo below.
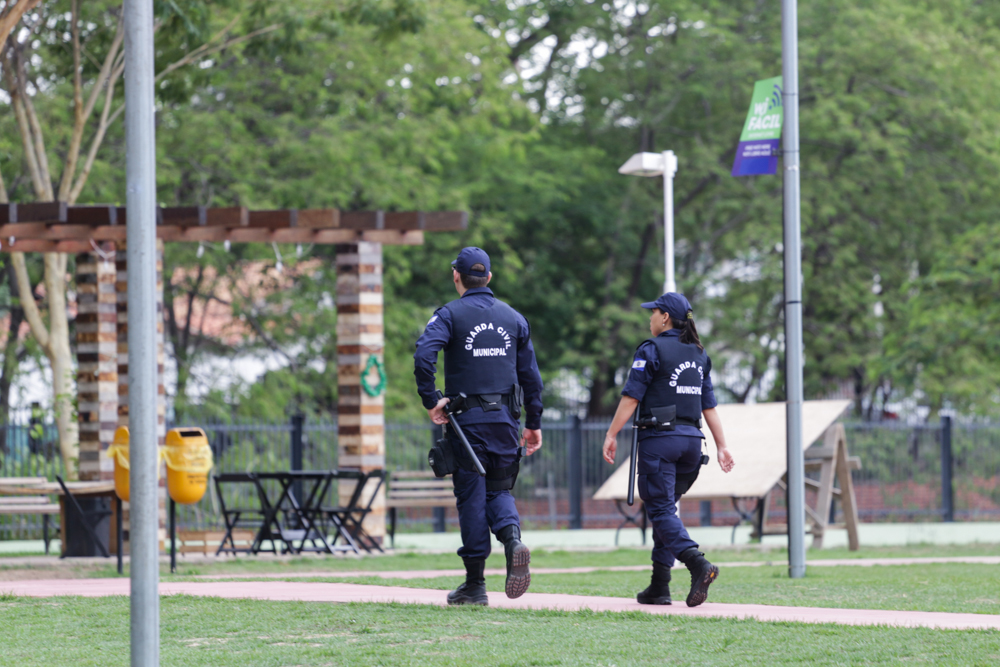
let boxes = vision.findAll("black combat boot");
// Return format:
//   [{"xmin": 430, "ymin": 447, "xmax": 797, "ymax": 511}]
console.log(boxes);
[
  {"xmin": 636, "ymin": 561, "xmax": 672, "ymax": 605},
  {"xmin": 447, "ymin": 559, "xmax": 489, "ymax": 606},
  {"xmin": 677, "ymin": 547, "xmax": 719, "ymax": 608},
  {"xmin": 496, "ymin": 524, "xmax": 531, "ymax": 599}
]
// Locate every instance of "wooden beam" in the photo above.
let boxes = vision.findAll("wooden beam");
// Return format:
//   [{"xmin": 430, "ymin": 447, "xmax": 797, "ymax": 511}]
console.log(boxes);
[
  {"xmin": 204, "ymin": 206, "xmax": 248, "ymax": 227},
  {"xmin": 161, "ymin": 206, "xmax": 206, "ymax": 227},
  {"xmin": 68, "ymin": 206, "xmax": 119, "ymax": 225},
  {"xmin": 248, "ymin": 210, "xmax": 297, "ymax": 229},
  {"xmin": 340, "ymin": 211, "xmax": 383, "ymax": 230},
  {"xmin": 298, "ymin": 209, "xmax": 339, "ymax": 228},
  {"xmin": 1, "ymin": 202, "xmax": 69, "ymax": 223}
]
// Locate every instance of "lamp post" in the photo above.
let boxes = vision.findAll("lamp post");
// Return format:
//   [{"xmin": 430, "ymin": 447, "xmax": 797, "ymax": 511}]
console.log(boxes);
[{"xmin": 618, "ymin": 150, "xmax": 679, "ymax": 294}]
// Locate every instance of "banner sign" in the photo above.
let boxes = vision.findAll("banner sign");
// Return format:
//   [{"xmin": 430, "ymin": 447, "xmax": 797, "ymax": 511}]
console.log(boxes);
[{"xmin": 731, "ymin": 76, "xmax": 783, "ymax": 176}]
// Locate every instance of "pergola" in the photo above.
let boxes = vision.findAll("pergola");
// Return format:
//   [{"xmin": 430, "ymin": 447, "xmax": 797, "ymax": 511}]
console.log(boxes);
[{"xmin": 3, "ymin": 201, "xmax": 466, "ymax": 542}]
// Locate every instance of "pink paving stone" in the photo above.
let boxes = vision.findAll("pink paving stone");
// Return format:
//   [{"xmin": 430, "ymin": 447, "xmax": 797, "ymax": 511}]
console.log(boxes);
[
  {"xmin": 186, "ymin": 556, "xmax": 1000, "ymax": 581},
  {"xmin": 3, "ymin": 579, "xmax": 999, "ymax": 631}
]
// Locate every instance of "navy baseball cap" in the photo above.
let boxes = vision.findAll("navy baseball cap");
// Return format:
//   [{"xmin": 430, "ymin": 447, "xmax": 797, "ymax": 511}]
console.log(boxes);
[
  {"xmin": 451, "ymin": 247, "xmax": 491, "ymax": 277},
  {"xmin": 640, "ymin": 292, "xmax": 693, "ymax": 322}
]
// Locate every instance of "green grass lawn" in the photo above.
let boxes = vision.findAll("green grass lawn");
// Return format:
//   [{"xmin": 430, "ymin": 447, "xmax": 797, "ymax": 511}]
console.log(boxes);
[
  {"xmin": 74, "ymin": 541, "xmax": 999, "ymax": 580},
  {"xmin": 1, "ymin": 595, "xmax": 998, "ymax": 667}
]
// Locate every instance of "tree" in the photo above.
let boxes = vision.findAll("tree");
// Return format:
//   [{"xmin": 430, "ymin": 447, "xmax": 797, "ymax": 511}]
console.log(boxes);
[{"xmin": 0, "ymin": 0, "xmax": 279, "ymax": 474}]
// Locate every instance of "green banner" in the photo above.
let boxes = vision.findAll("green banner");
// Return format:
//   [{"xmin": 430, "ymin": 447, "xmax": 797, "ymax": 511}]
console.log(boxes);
[{"xmin": 731, "ymin": 76, "xmax": 783, "ymax": 176}]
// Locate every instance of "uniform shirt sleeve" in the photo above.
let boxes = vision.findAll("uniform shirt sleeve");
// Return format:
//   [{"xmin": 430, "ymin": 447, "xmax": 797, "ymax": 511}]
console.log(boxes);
[
  {"xmin": 515, "ymin": 314, "xmax": 545, "ymax": 430},
  {"xmin": 413, "ymin": 307, "xmax": 452, "ymax": 410},
  {"xmin": 701, "ymin": 355, "xmax": 718, "ymax": 411},
  {"xmin": 621, "ymin": 341, "xmax": 658, "ymax": 402}
]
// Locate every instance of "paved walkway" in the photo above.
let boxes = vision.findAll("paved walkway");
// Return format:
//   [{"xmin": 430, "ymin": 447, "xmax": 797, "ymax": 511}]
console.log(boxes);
[
  {"xmin": 4, "ymin": 578, "xmax": 998, "ymax": 631},
  {"xmin": 189, "ymin": 556, "xmax": 1000, "ymax": 581}
]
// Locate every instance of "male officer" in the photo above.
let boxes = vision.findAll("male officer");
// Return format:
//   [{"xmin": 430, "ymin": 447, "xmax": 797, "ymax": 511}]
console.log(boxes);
[{"xmin": 414, "ymin": 247, "xmax": 544, "ymax": 605}]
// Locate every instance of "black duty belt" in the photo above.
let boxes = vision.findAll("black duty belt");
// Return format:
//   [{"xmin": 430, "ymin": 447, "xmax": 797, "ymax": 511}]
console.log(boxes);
[{"xmin": 639, "ymin": 416, "xmax": 702, "ymax": 430}]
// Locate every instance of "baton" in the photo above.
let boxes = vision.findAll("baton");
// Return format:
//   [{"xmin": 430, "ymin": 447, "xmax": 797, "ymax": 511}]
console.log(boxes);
[
  {"xmin": 436, "ymin": 390, "xmax": 486, "ymax": 477},
  {"xmin": 627, "ymin": 407, "xmax": 640, "ymax": 506}
]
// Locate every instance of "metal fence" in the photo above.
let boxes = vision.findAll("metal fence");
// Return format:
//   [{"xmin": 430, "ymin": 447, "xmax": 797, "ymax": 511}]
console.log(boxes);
[{"xmin": 2, "ymin": 415, "xmax": 999, "ymax": 541}]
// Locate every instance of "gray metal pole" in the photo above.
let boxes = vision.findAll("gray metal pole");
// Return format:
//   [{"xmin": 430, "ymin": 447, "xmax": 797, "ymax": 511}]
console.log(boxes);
[
  {"xmin": 781, "ymin": 0, "xmax": 806, "ymax": 579},
  {"xmin": 662, "ymin": 150, "xmax": 677, "ymax": 294},
  {"xmin": 124, "ymin": 0, "xmax": 160, "ymax": 663}
]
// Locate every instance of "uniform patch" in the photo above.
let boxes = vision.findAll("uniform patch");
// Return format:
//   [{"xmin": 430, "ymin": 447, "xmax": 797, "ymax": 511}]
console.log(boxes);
[
  {"xmin": 676, "ymin": 386, "xmax": 702, "ymax": 395},
  {"xmin": 631, "ymin": 359, "xmax": 647, "ymax": 370},
  {"xmin": 427, "ymin": 315, "xmax": 438, "ymax": 326}
]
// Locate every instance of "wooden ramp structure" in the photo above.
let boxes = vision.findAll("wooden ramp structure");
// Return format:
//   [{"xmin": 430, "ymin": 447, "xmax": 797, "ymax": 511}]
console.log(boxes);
[{"xmin": 593, "ymin": 400, "xmax": 861, "ymax": 549}]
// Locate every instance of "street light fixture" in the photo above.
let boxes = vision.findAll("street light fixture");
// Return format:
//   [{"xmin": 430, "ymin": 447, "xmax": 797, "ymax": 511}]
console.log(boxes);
[{"xmin": 618, "ymin": 150, "xmax": 679, "ymax": 294}]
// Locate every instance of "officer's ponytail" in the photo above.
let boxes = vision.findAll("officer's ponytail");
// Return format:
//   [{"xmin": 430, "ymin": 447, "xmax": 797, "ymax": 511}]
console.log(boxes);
[{"xmin": 674, "ymin": 310, "xmax": 704, "ymax": 351}]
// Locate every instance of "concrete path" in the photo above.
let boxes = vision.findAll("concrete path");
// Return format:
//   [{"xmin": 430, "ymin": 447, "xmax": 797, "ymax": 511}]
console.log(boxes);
[
  {"xmin": 4, "ymin": 578, "xmax": 998, "ymax": 631},
  {"xmin": 189, "ymin": 555, "xmax": 1000, "ymax": 581}
]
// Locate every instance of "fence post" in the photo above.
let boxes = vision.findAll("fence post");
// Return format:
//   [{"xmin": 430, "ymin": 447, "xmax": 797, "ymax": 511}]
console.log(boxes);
[
  {"xmin": 431, "ymin": 424, "xmax": 446, "ymax": 532},
  {"xmin": 700, "ymin": 500, "xmax": 712, "ymax": 527},
  {"xmin": 568, "ymin": 416, "xmax": 583, "ymax": 529},
  {"xmin": 291, "ymin": 413, "xmax": 305, "ymax": 504},
  {"xmin": 940, "ymin": 415, "xmax": 954, "ymax": 522}
]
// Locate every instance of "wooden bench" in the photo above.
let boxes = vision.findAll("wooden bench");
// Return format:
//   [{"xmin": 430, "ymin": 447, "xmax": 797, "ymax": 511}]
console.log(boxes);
[
  {"xmin": 385, "ymin": 471, "xmax": 456, "ymax": 548},
  {"xmin": 0, "ymin": 482, "xmax": 60, "ymax": 554},
  {"xmin": 175, "ymin": 529, "xmax": 256, "ymax": 556}
]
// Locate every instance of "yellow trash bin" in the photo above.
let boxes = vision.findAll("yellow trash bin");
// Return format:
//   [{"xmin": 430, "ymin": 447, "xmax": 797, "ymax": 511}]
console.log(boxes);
[
  {"xmin": 163, "ymin": 428, "xmax": 213, "ymax": 505},
  {"xmin": 106, "ymin": 426, "xmax": 131, "ymax": 502}
]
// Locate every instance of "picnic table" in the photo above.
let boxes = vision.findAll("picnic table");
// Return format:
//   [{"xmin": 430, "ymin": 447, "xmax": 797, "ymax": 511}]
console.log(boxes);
[
  {"xmin": 213, "ymin": 469, "xmax": 384, "ymax": 557},
  {"xmin": 0, "ymin": 476, "xmax": 123, "ymax": 567}
]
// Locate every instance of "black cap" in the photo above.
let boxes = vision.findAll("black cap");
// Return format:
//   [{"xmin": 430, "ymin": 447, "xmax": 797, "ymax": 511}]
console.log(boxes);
[
  {"xmin": 640, "ymin": 292, "xmax": 693, "ymax": 322},
  {"xmin": 451, "ymin": 247, "xmax": 491, "ymax": 277}
]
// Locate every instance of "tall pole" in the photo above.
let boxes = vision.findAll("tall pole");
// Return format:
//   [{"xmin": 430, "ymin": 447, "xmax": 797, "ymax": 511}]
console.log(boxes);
[
  {"xmin": 662, "ymin": 150, "xmax": 678, "ymax": 294},
  {"xmin": 781, "ymin": 0, "xmax": 806, "ymax": 579},
  {"xmin": 124, "ymin": 0, "xmax": 160, "ymax": 663}
]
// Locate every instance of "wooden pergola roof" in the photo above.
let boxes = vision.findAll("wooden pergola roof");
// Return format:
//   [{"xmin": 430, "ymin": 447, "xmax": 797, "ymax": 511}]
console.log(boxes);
[{"xmin": 0, "ymin": 202, "xmax": 467, "ymax": 253}]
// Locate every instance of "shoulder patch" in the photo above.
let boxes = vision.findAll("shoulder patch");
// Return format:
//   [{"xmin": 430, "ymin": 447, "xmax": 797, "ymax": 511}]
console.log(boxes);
[
  {"xmin": 427, "ymin": 315, "xmax": 439, "ymax": 326},
  {"xmin": 631, "ymin": 359, "xmax": 647, "ymax": 370}
]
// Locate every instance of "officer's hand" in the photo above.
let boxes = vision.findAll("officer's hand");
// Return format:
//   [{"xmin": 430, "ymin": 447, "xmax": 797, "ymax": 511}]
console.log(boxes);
[
  {"xmin": 521, "ymin": 429, "xmax": 542, "ymax": 455},
  {"xmin": 602, "ymin": 432, "xmax": 617, "ymax": 464},
  {"xmin": 428, "ymin": 397, "xmax": 450, "ymax": 425},
  {"xmin": 718, "ymin": 447, "xmax": 735, "ymax": 473}
]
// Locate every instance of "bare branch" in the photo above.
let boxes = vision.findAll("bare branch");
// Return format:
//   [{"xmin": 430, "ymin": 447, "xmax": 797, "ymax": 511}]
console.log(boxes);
[
  {"xmin": 59, "ymin": 10, "xmax": 124, "ymax": 201},
  {"xmin": 69, "ymin": 55, "xmax": 124, "ymax": 203},
  {"xmin": 9, "ymin": 253, "xmax": 50, "ymax": 354},
  {"xmin": 0, "ymin": 0, "xmax": 42, "ymax": 48},
  {"xmin": 70, "ymin": 21, "xmax": 278, "ymax": 202},
  {"xmin": 7, "ymin": 68, "xmax": 46, "ymax": 198},
  {"xmin": 14, "ymin": 49, "xmax": 53, "ymax": 199},
  {"xmin": 154, "ymin": 23, "xmax": 281, "ymax": 84}
]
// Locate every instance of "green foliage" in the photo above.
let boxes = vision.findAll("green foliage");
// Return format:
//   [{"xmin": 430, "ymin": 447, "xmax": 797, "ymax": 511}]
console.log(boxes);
[{"xmin": 5, "ymin": 0, "xmax": 1000, "ymax": 420}]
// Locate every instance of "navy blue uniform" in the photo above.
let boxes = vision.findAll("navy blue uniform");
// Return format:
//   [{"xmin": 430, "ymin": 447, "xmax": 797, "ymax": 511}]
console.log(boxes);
[
  {"xmin": 414, "ymin": 287, "xmax": 543, "ymax": 560},
  {"xmin": 622, "ymin": 329, "xmax": 718, "ymax": 568}
]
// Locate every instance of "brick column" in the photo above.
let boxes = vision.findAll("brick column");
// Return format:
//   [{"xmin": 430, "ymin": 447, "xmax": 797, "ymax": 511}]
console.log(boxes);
[
  {"xmin": 76, "ymin": 246, "xmax": 118, "ymax": 481},
  {"xmin": 115, "ymin": 239, "xmax": 168, "ymax": 547},
  {"xmin": 336, "ymin": 242, "xmax": 385, "ymax": 541}
]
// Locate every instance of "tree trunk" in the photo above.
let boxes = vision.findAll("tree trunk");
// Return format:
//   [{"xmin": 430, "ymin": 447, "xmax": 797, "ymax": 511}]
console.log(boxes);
[{"xmin": 44, "ymin": 254, "xmax": 78, "ymax": 478}]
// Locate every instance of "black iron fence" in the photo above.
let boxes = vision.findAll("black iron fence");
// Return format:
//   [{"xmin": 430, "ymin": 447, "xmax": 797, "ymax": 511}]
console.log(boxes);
[{"xmin": 2, "ymin": 415, "xmax": 999, "ymax": 541}]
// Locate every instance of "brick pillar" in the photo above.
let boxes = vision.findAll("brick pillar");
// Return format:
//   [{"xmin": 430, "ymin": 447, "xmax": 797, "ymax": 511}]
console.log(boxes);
[
  {"xmin": 115, "ymin": 239, "xmax": 168, "ymax": 548},
  {"xmin": 336, "ymin": 242, "xmax": 385, "ymax": 541},
  {"xmin": 76, "ymin": 246, "xmax": 118, "ymax": 482}
]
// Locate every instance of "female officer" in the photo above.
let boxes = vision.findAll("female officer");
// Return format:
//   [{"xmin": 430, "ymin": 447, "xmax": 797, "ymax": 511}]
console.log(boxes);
[{"xmin": 603, "ymin": 292, "xmax": 735, "ymax": 607}]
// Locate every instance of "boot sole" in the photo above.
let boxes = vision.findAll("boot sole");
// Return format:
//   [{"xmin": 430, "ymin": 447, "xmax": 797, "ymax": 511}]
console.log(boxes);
[
  {"xmin": 636, "ymin": 595, "xmax": 672, "ymax": 605},
  {"xmin": 686, "ymin": 564, "xmax": 719, "ymax": 608},
  {"xmin": 447, "ymin": 594, "xmax": 489, "ymax": 606},
  {"xmin": 505, "ymin": 543, "xmax": 531, "ymax": 599}
]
